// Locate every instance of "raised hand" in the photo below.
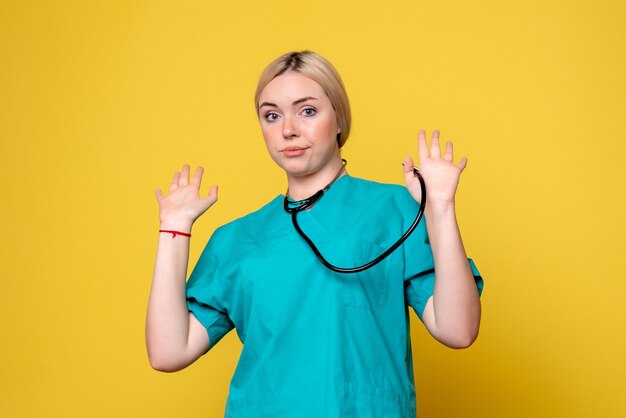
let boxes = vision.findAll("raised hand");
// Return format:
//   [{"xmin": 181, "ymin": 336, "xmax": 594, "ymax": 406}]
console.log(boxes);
[
  {"xmin": 155, "ymin": 164, "xmax": 218, "ymax": 230},
  {"xmin": 403, "ymin": 129, "xmax": 467, "ymax": 208}
]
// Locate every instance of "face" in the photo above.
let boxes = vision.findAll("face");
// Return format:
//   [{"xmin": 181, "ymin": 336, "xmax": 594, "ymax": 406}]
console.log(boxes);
[{"xmin": 257, "ymin": 71, "xmax": 340, "ymax": 178}]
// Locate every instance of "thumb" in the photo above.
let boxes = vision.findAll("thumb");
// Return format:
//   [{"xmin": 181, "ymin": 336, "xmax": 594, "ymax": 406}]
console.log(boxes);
[
  {"xmin": 204, "ymin": 185, "xmax": 219, "ymax": 204},
  {"xmin": 402, "ymin": 156, "xmax": 415, "ymax": 174},
  {"xmin": 403, "ymin": 156, "xmax": 419, "ymax": 183},
  {"xmin": 402, "ymin": 156, "xmax": 423, "ymax": 204},
  {"xmin": 155, "ymin": 187, "xmax": 164, "ymax": 202}
]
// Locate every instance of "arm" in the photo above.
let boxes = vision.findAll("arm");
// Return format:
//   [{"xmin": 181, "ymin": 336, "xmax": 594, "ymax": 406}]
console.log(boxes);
[
  {"xmin": 420, "ymin": 203, "xmax": 481, "ymax": 348},
  {"xmin": 404, "ymin": 130, "xmax": 481, "ymax": 349},
  {"xmin": 145, "ymin": 164, "xmax": 218, "ymax": 372}
]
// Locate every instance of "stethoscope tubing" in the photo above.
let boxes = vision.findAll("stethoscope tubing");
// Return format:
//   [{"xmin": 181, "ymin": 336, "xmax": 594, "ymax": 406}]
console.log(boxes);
[{"xmin": 284, "ymin": 166, "xmax": 426, "ymax": 274}]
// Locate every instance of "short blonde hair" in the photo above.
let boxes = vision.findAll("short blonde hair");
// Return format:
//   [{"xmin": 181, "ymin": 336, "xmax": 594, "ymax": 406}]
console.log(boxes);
[{"xmin": 254, "ymin": 50, "xmax": 352, "ymax": 148}]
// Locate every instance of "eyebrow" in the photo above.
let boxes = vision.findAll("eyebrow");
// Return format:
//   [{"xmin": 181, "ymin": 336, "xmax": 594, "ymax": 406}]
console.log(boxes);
[{"xmin": 259, "ymin": 96, "xmax": 318, "ymax": 110}]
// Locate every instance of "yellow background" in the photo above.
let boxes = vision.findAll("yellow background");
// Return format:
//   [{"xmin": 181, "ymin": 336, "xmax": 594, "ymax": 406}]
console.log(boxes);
[{"xmin": 1, "ymin": 1, "xmax": 624, "ymax": 417}]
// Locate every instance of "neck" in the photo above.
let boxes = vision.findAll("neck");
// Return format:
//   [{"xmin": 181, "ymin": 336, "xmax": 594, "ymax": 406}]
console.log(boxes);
[{"xmin": 286, "ymin": 156, "xmax": 347, "ymax": 200}]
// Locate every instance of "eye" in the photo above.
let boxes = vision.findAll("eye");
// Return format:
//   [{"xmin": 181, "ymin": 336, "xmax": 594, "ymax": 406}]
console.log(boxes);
[
  {"xmin": 301, "ymin": 107, "xmax": 317, "ymax": 117},
  {"xmin": 264, "ymin": 112, "xmax": 279, "ymax": 122}
]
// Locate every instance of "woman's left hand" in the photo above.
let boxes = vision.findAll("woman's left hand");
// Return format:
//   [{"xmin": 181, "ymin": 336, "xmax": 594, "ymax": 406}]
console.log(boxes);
[{"xmin": 403, "ymin": 129, "xmax": 467, "ymax": 209}]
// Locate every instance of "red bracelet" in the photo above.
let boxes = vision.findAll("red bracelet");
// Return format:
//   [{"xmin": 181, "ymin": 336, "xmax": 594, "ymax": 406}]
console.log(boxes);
[{"xmin": 159, "ymin": 229, "xmax": 192, "ymax": 238}]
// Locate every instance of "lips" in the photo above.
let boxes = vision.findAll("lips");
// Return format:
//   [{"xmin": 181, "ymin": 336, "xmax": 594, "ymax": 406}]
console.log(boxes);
[
  {"xmin": 281, "ymin": 146, "xmax": 308, "ymax": 152},
  {"xmin": 280, "ymin": 146, "xmax": 309, "ymax": 157}
]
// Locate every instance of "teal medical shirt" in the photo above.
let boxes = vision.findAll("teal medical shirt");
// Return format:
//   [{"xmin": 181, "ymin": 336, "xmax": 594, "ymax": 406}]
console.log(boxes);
[{"xmin": 186, "ymin": 175, "xmax": 484, "ymax": 417}]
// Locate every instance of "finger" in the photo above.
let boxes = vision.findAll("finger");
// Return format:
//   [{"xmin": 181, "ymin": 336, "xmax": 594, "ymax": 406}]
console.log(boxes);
[
  {"xmin": 155, "ymin": 188, "xmax": 164, "ymax": 201},
  {"xmin": 402, "ymin": 157, "xmax": 422, "ymax": 203},
  {"xmin": 169, "ymin": 172, "xmax": 180, "ymax": 192},
  {"xmin": 418, "ymin": 129, "xmax": 428, "ymax": 161},
  {"xmin": 402, "ymin": 156, "xmax": 415, "ymax": 174},
  {"xmin": 430, "ymin": 130, "xmax": 441, "ymax": 158},
  {"xmin": 179, "ymin": 164, "xmax": 190, "ymax": 186},
  {"xmin": 457, "ymin": 157, "xmax": 468, "ymax": 172},
  {"xmin": 191, "ymin": 166, "xmax": 204, "ymax": 186},
  {"xmin": 443, "ymin": 141, "xmax": 454, "ymax": 162},
  {"xmin": 203, "ymin": 185, "xmax": 219, "ymax": 205}
]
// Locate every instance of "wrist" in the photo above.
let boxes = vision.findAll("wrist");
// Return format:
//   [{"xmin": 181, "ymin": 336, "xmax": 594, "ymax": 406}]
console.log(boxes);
[
  {"xmin": 425, "ymin": 199, "xmax": 456, "ymax": 216},
  {"xmin": 159, "ymin": 220, "xmax": 193, "ymax": 234}
]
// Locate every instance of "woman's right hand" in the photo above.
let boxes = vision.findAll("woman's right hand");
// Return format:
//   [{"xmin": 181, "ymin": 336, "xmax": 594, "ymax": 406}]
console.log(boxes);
[{"xmin": 155, "ymin": 164, "xmax": 218, "ymax": 230}]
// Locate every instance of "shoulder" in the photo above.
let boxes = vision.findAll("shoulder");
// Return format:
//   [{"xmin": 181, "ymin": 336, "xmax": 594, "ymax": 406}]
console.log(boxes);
[
  {"xmin": 343, "ymin": 176, "xmax": 420, "ymax": 232},
  {"xmin": 209, "ymin": 194, "xmax": 283, "ymax": 246},
  {"xmin": 346, "ymin": 176, "xmax": 415, "ymax": 205}
]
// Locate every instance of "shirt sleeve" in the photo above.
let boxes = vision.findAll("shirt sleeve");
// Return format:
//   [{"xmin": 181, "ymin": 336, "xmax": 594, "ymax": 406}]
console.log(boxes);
[
  {"xmin": 399, "ymin": 189, "xmax": 484, "ymax": 322},
  {"xmin": 186, "ymin": 227, "xmax": 236, "ymax": 351}
]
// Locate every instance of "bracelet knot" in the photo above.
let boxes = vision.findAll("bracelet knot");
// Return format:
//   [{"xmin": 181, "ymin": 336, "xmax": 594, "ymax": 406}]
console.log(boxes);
[{"xmin": 159, "ymin": 229, "xmax": 191, "ymax": 238}]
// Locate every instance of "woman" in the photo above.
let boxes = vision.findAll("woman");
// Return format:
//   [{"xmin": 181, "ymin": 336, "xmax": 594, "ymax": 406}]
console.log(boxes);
[{"xmin": 146, "ymin": 50, "xmax": 484, "ymax": 417}]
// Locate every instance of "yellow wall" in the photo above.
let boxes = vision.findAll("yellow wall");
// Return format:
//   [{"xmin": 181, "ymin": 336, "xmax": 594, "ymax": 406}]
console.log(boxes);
[{"xmin": 1, "ymin": 1, "xmax": 624, "ymax": 417}]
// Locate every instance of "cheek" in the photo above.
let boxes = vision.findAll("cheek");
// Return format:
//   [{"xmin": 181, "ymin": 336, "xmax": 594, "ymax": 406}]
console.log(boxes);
[
  {"xmin": 313, "ymin": 115, "xmax": 338, "ymax": 139},
  {"xmin": 301, "ymin": 112, "xmax": 332, "ymax": 134},
  {"xmin": 260, "ymin": 125, "xmax": 277, "ymax": 145}
]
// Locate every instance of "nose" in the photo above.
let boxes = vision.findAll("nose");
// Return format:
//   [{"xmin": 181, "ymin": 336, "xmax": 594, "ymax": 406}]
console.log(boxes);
[{"xmin": 282, "ymin": 115, "xmax": 299, "ymax": 138}]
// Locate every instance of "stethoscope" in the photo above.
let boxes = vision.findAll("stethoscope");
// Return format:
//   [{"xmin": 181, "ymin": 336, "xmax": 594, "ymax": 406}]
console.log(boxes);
[{"xmin": 283, "ymin": 159, "xmax": 426, "ymax": 274}]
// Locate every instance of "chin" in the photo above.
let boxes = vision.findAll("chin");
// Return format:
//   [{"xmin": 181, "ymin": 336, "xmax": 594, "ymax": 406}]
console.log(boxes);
[
  {"xmin": 274, "ymin": 156, "xmax": 313, "ymax": 176},
  {"xmin": 283, "ymin": 165, "xmax": 314, "ymax": 178}
]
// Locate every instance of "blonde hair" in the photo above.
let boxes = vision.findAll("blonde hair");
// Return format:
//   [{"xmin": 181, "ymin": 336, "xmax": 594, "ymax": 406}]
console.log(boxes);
[{"xmin": 254, "ymin": 50, "xmax": 352, "ymax": 148}]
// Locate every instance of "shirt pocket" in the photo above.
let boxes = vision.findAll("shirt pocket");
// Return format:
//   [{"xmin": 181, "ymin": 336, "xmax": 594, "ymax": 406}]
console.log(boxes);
[{"xmin": 332, "ymin": 240, "xmax": 393, "ymax": 312}]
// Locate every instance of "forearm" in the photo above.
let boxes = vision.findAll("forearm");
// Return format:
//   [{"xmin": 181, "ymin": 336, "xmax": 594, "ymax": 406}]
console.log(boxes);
[
  {"xmin": 145, "ymin": 222, "xmax": 194, "ymax": 368},
  {"xmin": 424, "ymin": 203, "xmax": 481, "ymax": 347}
]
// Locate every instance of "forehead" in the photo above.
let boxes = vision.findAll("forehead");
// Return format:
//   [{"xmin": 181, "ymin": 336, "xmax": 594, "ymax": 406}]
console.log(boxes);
[{"xmin": 259, "ymin": 72, "xmax": 328, "ymax": 105}]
